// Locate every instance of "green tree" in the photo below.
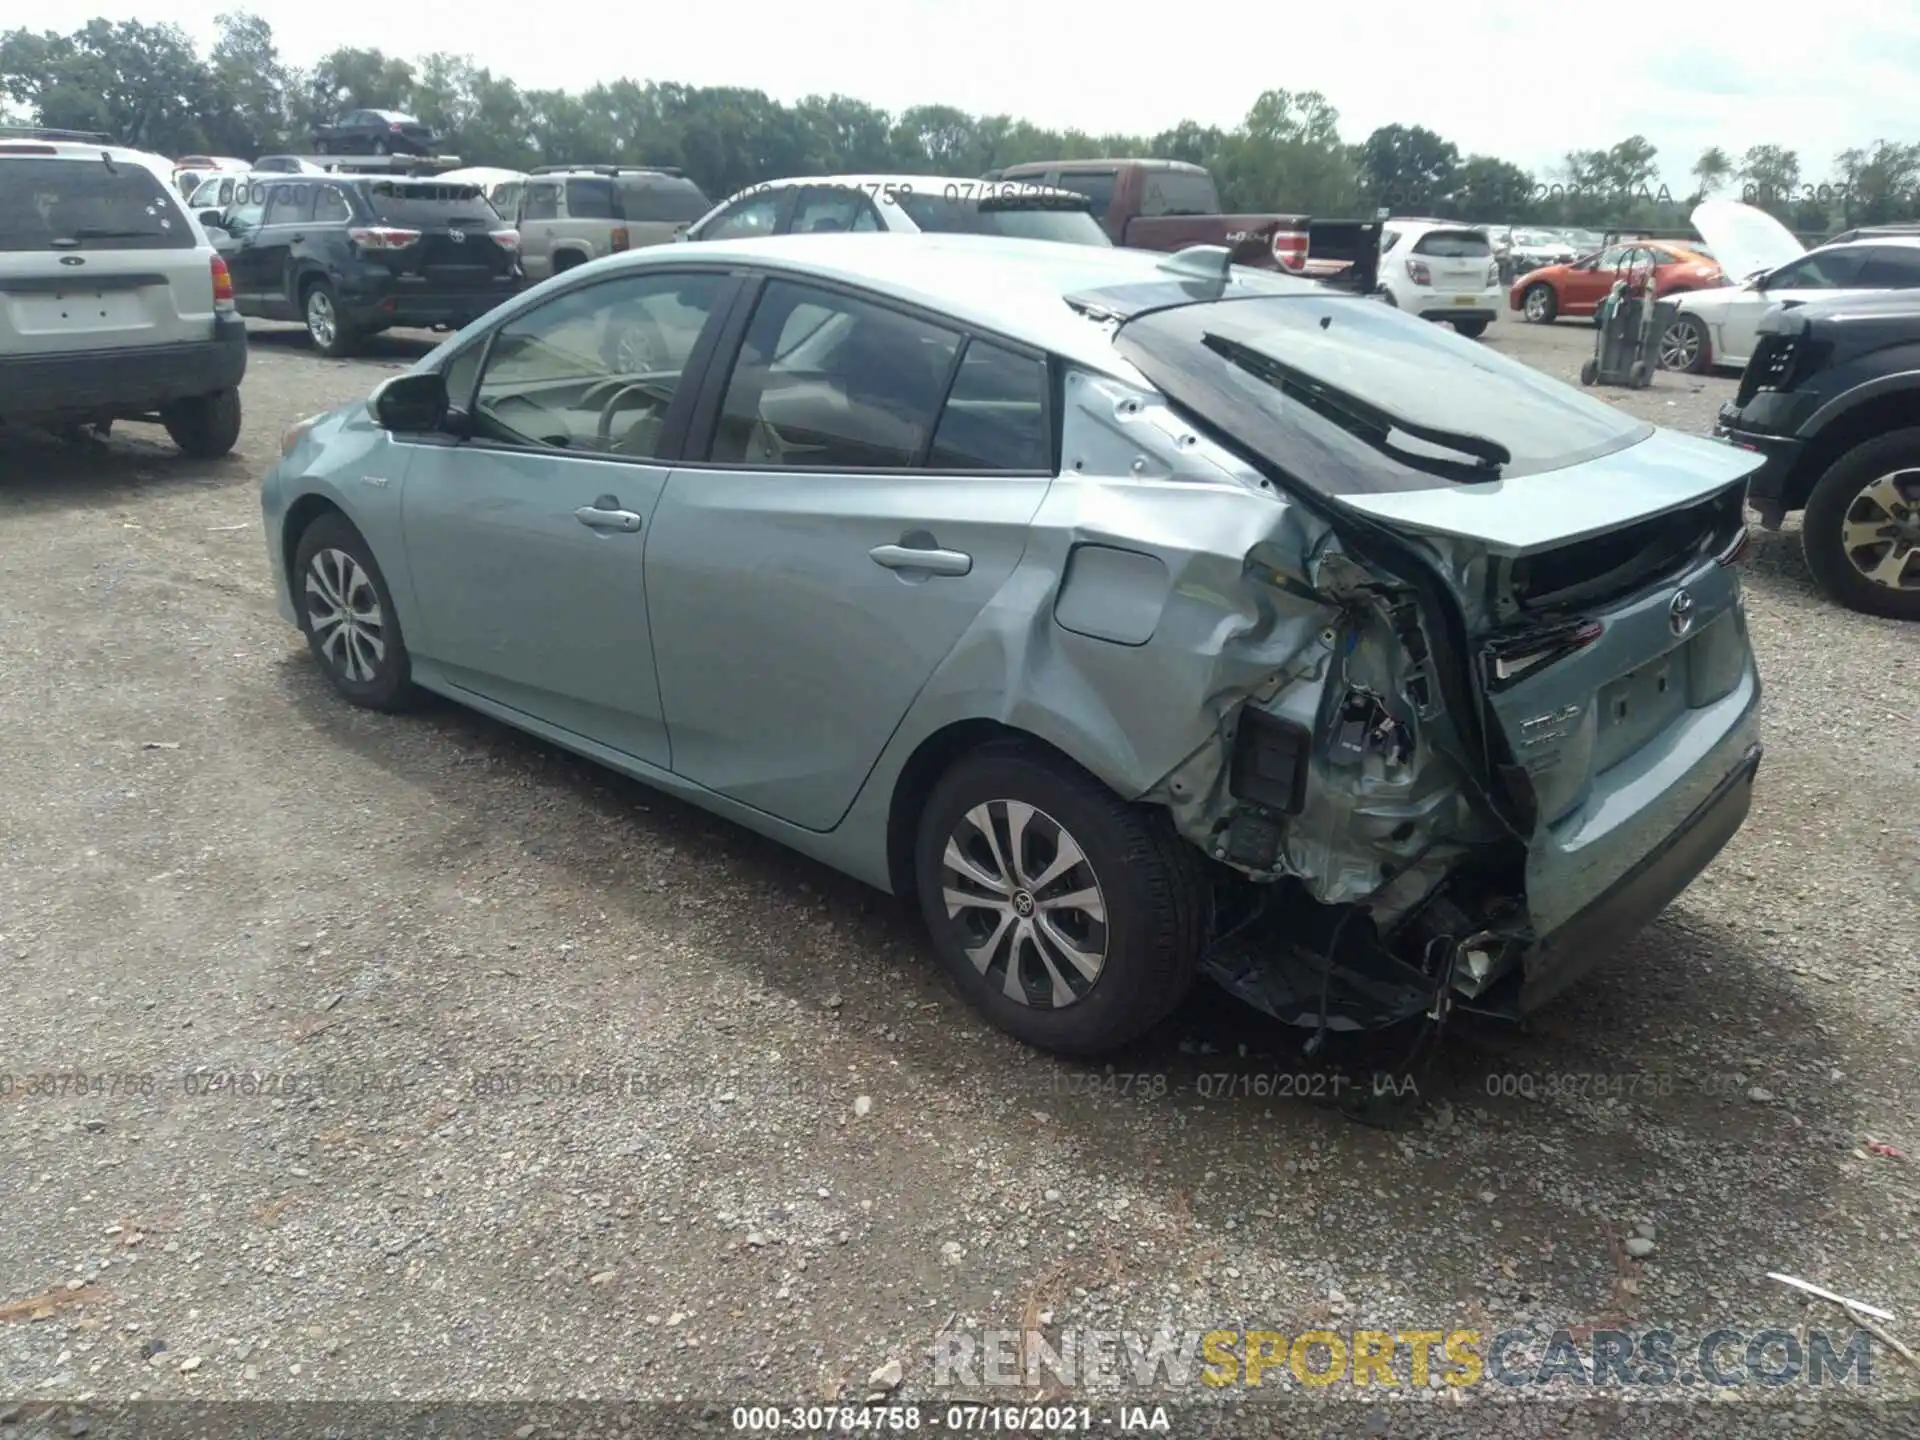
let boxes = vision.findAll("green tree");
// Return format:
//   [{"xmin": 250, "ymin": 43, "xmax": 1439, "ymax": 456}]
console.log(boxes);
[
  {"xmin": 1737, "ymin": 144, "xmax": 1800, "ymax": 219},
  {"xmin": 1690, "ymin": 145, "xmax": 1731, "ymax": 200},
  {"xmin": 1358, "ymin": 123, "xmax": 1459, "ymax": 211}
]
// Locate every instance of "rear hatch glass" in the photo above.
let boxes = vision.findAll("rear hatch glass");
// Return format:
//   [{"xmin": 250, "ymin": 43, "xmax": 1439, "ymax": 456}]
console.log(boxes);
[
  {"xmin": 361, "ymin": 181, "xmax": 515, "ymax": 284},
  {"xmin": 615, "ymin": 176, "xmax": 713, "ymax": 225},
  {"xmin": 0, "ymin": 159, "xmax": 194, "ymax": 251},
  {"xmin": 1410, "ymin": 230, "xmax": 1491, "ymax": 258},
  {"xmin": 895, "ymin": 192, "xmax": 1112, "ymax": 245}
]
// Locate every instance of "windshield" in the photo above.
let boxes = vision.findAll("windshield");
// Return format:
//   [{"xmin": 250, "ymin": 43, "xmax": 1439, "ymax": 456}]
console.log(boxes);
[
  {"xmin": 0, "ymin": 158, "xmax": 194, "ymax": 251},
  {"xmin": 365, "ymin": 182, "xmax": 498, "ymax": 225},
  {"xmin": 895, "ymin": 192, "xmax": 1111, "ymax": 245},
  {"xmin": 1110, "ymin": 295, "xmax": 1651, "ymax": 494}
]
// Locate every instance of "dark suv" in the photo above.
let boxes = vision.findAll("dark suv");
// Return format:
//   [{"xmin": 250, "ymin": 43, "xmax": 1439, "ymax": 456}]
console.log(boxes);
[
  {"xmin": 198, "ymin": 176, "xmax": 523, "ymax": 357},
  {"xmin": 1714, "ymin": 291, "xmax": 1920, "ymax": 619}
]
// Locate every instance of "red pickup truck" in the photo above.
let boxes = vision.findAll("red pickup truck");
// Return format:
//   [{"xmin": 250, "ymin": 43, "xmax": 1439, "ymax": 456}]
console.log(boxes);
[{"xmin": 985, "ymin": 157, "xmax": 1380, "ymax": 290}]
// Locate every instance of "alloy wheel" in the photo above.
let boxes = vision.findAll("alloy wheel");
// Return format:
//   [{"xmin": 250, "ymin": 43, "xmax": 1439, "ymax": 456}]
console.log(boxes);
[
  {"xmin": 939, "ymin": 799, "xmax": 1109, "ymax": 1009},
  {"xmin": 304, "ymin": 548, "xmax": 387, "ymax": 682},
  {"xmin": 1840, "ymin": 469, "xmax": 1920, "ymax": 591},
  {"xmin": 306, "ymin": 290, "xmax": 337, "ymax": 349},
  {"xmin": 1658, "ymin": 320, "xmax": 1699, "ymax": 371},
  {"xmin": 1524, "ymin": 287, "xmax": 1552, "ymax": 321}
]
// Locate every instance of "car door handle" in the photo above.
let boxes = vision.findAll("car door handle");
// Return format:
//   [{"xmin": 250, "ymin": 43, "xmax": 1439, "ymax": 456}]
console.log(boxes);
[
  {"xmin": 288, "ymin": 234, "xmax": 305, "ymax": 243},
  {"xmin": 870, "ymin": 543, "xmax": 971, "ymax": 577},
  {"xmin": 575, "ymin": 504, "xmax": 641, "ymax": 533}
]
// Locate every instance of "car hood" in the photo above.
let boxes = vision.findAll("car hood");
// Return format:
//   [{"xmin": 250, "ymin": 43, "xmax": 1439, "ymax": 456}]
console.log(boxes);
[{"xmin": 1691, "ymin": 200, "xmax": 1802, "ymax": 285}]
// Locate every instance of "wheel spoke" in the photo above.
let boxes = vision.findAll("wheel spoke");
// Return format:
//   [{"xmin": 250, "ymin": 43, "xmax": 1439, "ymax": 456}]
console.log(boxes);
[
  {"xmin": 1841, "ymin": 517, "xmax": 1894, "ymax": 549},
  {"xmin": 1005, "ymin": 918, "xmax": 1042, "ymax": 1002},
  {"xmin": 966, "ymin": 907, "xmax": 1017, "ymax": 978},
  {"xmin": 1002, "ymin": 800, "xmax": 1039, "ymax": 887},
  {"xmin": 1861, "ymin": 544, "xmax": 1914, "ymax": 588},
  {"xmin": 968, "ymin": 803, "xmax": 1018, "ymax": 893},
  {"xmin": 1026, "ymin": 829, "xmax": 1087, "ymax": 896},
  {"xmin": 1023, "ymin": 920, "xmax": 1078, "ymax": 1007},
  {"xmin": 1034, "ymin": 912, "xmax": 1104, "ymax": 987},
  {"xmin": 942, "ymin": 836, "xmax": 1008, "ymax": 898},
  {"xmin": 1857, "ymin": 475, "xmax": 1906, "ymax": 516}
]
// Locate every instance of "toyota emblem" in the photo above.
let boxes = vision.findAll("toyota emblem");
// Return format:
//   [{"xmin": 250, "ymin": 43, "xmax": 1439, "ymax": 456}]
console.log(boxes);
[
  {"xmin": 448, "ymin": 228, "xmax": 466, "ymax": 243},
  {"xmin": 1668, "ymin": 588, "xmax": 1696, "ymax": 637}
]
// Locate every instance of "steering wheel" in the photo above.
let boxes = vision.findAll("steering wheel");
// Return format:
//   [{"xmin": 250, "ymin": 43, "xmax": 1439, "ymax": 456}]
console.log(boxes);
[{"xmin": 593, "ymin": 380, "xmax": 673, "ymax": 445}]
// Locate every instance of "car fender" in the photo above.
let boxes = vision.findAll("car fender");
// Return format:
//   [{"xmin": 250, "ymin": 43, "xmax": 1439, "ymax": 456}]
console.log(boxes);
[
  {"xmin": 267, "ymin": 418, "xmax": 420, "ymax": 627},
  {"xmin": 1801, "ymin": 364, "xmax": 1920, "ymax": 437}
]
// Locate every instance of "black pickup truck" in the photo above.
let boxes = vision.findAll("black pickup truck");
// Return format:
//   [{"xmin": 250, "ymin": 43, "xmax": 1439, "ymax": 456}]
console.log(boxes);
[
  {"xmin": 985, "ymin": 158, "xmax": 1381, "ymax": 292},
  {"xmin": 1714, "ymin": 291, "xmax": 1920, "ymax": 619}
]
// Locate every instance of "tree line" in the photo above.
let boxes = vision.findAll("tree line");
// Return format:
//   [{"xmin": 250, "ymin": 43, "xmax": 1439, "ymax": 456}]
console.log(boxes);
[{"xmin": 4, "ymin": 14, "xmax": 1917, "ymax": 235}]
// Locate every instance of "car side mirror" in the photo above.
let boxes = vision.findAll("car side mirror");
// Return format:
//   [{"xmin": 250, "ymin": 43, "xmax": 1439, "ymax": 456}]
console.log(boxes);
[
  {"xmin": 369, "ymin": 371, "xmax": 448, "ymax": 433},
  {"xmin": 198, "ymin": 209, "xmax": 224, "ymax": 228}
]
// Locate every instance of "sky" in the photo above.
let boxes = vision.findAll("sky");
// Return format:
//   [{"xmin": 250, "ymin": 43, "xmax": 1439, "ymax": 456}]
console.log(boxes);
[{"xmin": 30, "ymin": 0, "xmax": 1920, "ymax": 185}]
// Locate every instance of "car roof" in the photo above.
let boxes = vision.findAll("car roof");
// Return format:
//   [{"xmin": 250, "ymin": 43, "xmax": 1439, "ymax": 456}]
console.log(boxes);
[
  {"xmin": 2, "ymin": 141, "xmax": 176, "ymax": 175},
  {"xmin": 731, "ymin": 174, "xmax": 1083, "ymax": 197},
  {"xmin": 595, "ymin": 232, "xmax": 1325, "ymax": 375}
]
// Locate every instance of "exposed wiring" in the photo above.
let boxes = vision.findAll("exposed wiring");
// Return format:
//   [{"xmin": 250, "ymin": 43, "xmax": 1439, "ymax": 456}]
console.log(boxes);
[{"xmin": 1302, "ymin": 904, "xmax": 1362, "ymax": 1059}]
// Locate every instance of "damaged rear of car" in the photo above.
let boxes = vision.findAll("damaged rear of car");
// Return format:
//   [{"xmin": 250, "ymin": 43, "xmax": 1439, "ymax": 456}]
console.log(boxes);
[{"xmin": 922, "ymin": 263, "xmax": 1764, "ymax": 1050}]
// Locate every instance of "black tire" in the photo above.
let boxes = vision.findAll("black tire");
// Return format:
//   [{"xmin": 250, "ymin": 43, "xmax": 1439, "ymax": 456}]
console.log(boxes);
[
  {"xmin": 1800, "ymin": 429, "xmax": 1920, "ymax": 620},
  {"xmin": 291, "ymin": 512, "xmax": 420, "ymax": 710},
  {"xmin": 913, "ymin": 740, "xmax": 1207, "ymax": 1057},
  {"xmin": 1579, "ymin": 359, "xmax": 1598, "ymax": 386},
  {"xmin": 1521, "ymin": 283, "xmax": 1557, "ymax": 324},
  {"xmin": 1659, "ymin": 314, "xmax": 1711, "ymax": 373},
  {"xmin": 1453, "ymin": 318, "xmax": 1488, "ymax": 339},
  {"xmin": 1628, "ymin": 360, "xmax": 1651, "ymax": 389},
  {"xmin": 162, "ymin": 389, "xmax": 242, "ymax": 458},
  {"xmin": 553, "ymin": 250, "xmax": 585, "ymax": 274},
  {"xmin": 302, "ymin": 278, "xmax": 359, "ymax": 358}
]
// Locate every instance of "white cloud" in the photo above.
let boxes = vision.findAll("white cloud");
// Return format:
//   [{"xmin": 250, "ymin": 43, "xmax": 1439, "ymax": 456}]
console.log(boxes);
[{"xmin": 29, "ymin": 0, "xmax": 1917, "ymax": 186}]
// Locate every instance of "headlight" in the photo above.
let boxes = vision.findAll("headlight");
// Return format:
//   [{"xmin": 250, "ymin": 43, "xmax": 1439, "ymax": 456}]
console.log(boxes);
[{"xmin": 281, "ymin": 414, "xmax": 320, "ymax": 456}]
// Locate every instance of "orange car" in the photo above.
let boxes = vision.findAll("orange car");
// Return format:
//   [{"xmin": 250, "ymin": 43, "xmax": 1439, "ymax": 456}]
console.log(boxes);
[{"xmin": 1510, "ymin": 240, "xmax": 1722, "ymax": 323}]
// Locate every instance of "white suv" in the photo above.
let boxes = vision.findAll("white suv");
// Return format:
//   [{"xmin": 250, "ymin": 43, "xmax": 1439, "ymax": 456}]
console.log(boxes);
[
  {"xmin": 1375, "ymin": 221, "xmax": 1503, "ymax": 337},
  {"xmin": 0, "ymin": 135, "xmax": 246, "ymax": 456}
]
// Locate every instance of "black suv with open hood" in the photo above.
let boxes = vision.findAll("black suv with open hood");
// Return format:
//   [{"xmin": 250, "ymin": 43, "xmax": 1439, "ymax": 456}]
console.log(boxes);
[{"xmin": 1714, "ymin": 291, "xmax": 1920, "ymax": 619}]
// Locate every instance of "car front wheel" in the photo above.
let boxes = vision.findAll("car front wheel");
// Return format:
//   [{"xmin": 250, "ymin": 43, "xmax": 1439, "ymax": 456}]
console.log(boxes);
[
  {"xmin": 1659, "ymin": 314, "xmax": 1711, "ymax": 373},
  {"xmin": 1522, "ymin": 283, "xmax": 1557, "ymax": 323},
  {"xmin": 1801, "ymin": 429, "xmax": 1920, "ymax": 620},
  {"xmin": 292, "ymin": 513, "xmax": 420, "ymax": 709},
  {"xmin": 913, "ymin": 741, "xmax": 1207, "ymax": 1057}
]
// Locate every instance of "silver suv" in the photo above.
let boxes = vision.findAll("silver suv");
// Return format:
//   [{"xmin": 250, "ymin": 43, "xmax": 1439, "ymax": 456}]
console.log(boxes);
[
  {"xmin": 513, "ymin": 166, "xmax": 712, "ymax": 281},
  {"xmin": 1, "ymin": 134, "xmax": 247, "ymax": 456}
]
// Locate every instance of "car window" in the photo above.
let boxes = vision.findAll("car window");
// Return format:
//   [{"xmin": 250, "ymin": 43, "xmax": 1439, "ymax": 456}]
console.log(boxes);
[
  {"xmin": 708, "ymin": 279, "xmax": 963, "ymax": 469},
  {"xmin": 364, "ymin": 182, "xmax": 498, "ymax": 226},
  {"xmin": 313, "ymin": 186, "xmax": 352, "ymax": 224},
  {"xmin": 0, "ymin": 158, "xmax": 195, "ymax": 251},
  {"xmin": 469, "ymin": 272, "xmax": 727, "ymax": 457},
  {"xmin": 492, "ymin": 181, "xmax": 523, "ymax": 220},
  {"xmin": 1410, "ymin": 229, "xmax": 1492, "ymax": 258},
  {"xmin": 926, "ymin": 340, "xmax": 1050, "ymax": 471},
  {"xmin": 790, "ymin": 187, "xmax": 882, "ymax": 234},
  {"xmin": 1855, "ymin": 247, "xmax": 1920, "ymax": 288},
  {"xmin": 893, "ymin": 193, "xmax": 1111, "ymax": 245},
  {"xmin": 699, "ymin": 190, "xmax": 783, "ymax": 241},
  {"xmin": 1768, "ymin": 250, "xmax": 1866, "ymax": 289},
  {"xmin": 522, "ymin": 182, "xmax": 560, "ymax": 221},
  {"xmin": 565, "ymin": 179, "xmax": 615, "ymax": 220},
  {"xmin": 615, "ymin": 176, "xmax": 712, "ymax": 224},
  {"xmin": 1052, "ymin": 169, "xmax": 1118, "ymax": 220},
  {"xmin": 263, "ymin": 182, "xmax": 313, "ymax": 226},
  {"xmin": 1138, "ymin": 170, "xmax": 1218, "ymax": 217},
  {"xmin": 1597, "ymin": 246, "xmax": 1632, "ymax": 268}
]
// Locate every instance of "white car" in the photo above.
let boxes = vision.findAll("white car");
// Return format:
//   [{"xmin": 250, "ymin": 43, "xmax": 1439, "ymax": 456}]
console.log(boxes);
[
  {"xmin": 1660, "ymin": 200, "xmax": 1920, "ymax": 373},
  {"xmin": 1375, "ymin": 221, "xmax": 1502, "ymax": 337},
  {"xmin": 684, "ymin": 175, "xmax": 1112, "ymax": 246},
  {"xmin": 437, "ymin": 166, "xmax": 527, "ymax": 221},
  {"xmin": 1, "ymin": 136, "xmax": 246, "ymax": 454}
]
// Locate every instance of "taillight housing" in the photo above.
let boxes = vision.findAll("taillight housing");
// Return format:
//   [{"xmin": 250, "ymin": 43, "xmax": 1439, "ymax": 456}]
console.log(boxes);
[
  {"xmin": 209, "ymin": 254, "xmax": 235, "ymax": 312},
  {"xmin": 1406, "ymin": 259, "xmax": 1431, "ymax": 285},
  {"xmin": 1717, "ymin": 526, "xmax": 1753, "ymax": 566},
  {"xmin": 610, "ymin": 226, "xmax": 630, "ymax": 253},
  {"xmin": 1485, "ymin": 261, "xmax": 1499, "ymax": 285},
  {"xmin": 347, "ymin": 226, "xmax": 421, "ymax": 251},
  {"xmin": 390, "ymin": 122, "xmax": 405, "ymax": 132},
  {"xmin": 1270, "ymin": 230, "xmax": 1308, "ymax": 272},
  {"xmin": 1481, "ymin": 620, "xmax": 1605, "ymax": 691},
  {"xmin": 488, "ymin": 228, "xmax": 520, "ymax": 251}
]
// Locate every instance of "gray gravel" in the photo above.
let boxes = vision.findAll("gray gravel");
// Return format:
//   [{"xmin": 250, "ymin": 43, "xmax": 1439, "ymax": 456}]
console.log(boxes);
[{"xmin": 1, "ymin": 314, "xmax": 1916, "ymax": 1434}]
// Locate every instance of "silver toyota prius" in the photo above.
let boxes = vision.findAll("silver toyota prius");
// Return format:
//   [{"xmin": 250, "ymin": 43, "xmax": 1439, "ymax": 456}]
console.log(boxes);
[{"xmin": 262, "ymin": 233, "xmax": 1765, "ymax": 1057}]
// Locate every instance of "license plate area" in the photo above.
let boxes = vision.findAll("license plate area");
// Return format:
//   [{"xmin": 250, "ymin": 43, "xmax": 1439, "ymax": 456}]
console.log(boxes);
[
  {"xmin": 1593, "ymin": 643, "xmax": 1692, "ymax": 774},
  {"xmin": 11, "ymin": 290, "xmax": 150, "ymax": 335}
]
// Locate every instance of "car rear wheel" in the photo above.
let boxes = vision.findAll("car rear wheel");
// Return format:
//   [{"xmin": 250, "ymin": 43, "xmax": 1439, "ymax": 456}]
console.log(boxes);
[
  {"xmin": 1659, "ymin": 314, "xmax": 1711, "ymax": 373},
  {"xmin": 1521, "ymin": 283, "xmax": 1557, "ymax": 323},
  {"xmin": 913, "ymin": 741, "xmax": 1207, "ymax": 1057},
  {"xmin": 1453, "ymin": 318, "xmax": 1488, "ymax": 339},
  {"xmin": 303, "ymin": 279, "xmax": 358, "ymax": 359},
  {"xmin": 162, "ymin": 389, "xmax": 242, "ymax": 458},
  {"xmin": 292, "ymin": 513, "xmax": 420, "ymax": 710},
  {"xmin": 1801, "ymin": 430, "xmax": 1920, "ymax": 620}
]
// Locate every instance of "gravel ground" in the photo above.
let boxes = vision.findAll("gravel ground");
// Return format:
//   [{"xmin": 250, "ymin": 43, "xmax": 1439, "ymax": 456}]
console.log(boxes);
[{"xmin": 1, "ymin": 312, "xmax": 1916, "ymax": 1439}]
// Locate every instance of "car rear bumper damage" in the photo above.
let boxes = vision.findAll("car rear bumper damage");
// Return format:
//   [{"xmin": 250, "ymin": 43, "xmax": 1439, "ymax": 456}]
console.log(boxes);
[{"xmin": 0, "ymin": 315, "xmax": 247, "ymax": 424}]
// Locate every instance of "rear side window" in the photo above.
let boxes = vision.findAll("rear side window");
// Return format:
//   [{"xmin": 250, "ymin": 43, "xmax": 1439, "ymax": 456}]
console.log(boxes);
[
  {"xmin": 895, "ymin": 193, "xmax": 1111, "ymax": 245},
  {"xmin": 263, "ymin": 183, "xmax": 313, "ymax": 226},
  {"xmin": 1857, "ymin": 247, "xmax": 1920, "ymax": 288},
  {"xmin": 313, "ymin": 187, "xmax": 352, "ymax": 224},
  {"xmin": 565, "ymin": 179, "xmax": 615, "ymax": 219},
  {"xmin": 615, "ymin": 176, "xmax": 713, "ymax": 223},
  {"xmin": 0, "ymin": 159, "xmax": 194, "ymax": 251},
  {"xmin": 927, "ymin": 340, "xmax": 1050, "ymax": 471},
  {"xmin": 363, "ymin": 183, "xmax": 499, "ymax": 226},
  {"xmin": 1052, "ymin": 169, "xmax": 1118, "ymax": 219},
  {"xmin": 1411, "ymin": 230, "xmax": 1492, "ymax": 258},
  {"xmin": 1139, "ymin": 170, "xmax": 1219, "ymax": 217}
]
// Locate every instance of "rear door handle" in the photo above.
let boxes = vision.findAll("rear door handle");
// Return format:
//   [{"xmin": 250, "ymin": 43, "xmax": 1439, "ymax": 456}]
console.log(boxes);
[
  {"xmin": 869, "ymin": 543, "xmax": 971, "ymax": 577},
  {"xmin": 575, "ymin": 504, "xmax": 641, "ymax": 533}
]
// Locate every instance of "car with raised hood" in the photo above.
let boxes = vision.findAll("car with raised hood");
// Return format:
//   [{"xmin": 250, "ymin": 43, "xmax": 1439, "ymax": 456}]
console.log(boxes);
[
  {"xmin": 1375, "ymin": 221, "xmax": 1502, "ymax": 336},
  {"xmin": 1714, "ymin": 290, "xmax": 1920, "ymax": 619},
  {"xmin": 310, "ymin": 109, "xmax": 436, "ymax": 157},
  {"xmin": 1659, "ymin": 200, "xmax": 1920, "ymax": 374},
  {"xmin": 1512, "ymin": 239, "xmax": 1720, "ymax": 323},
  {"xmin": 686, "ymin": 175, "xmax": 1113, "ymax": 246},
  {"xmin": 1, "ymin": 136, "xmax": 246, "ymax": 456},
  {"xmin": 261, "ymin": 235, "xmax": 1763, "ymax": 1056},
  {"xmin": 198, "ymin": 174, "xmax": 523, "ymax": 356}
]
